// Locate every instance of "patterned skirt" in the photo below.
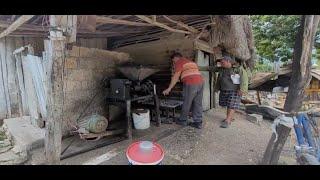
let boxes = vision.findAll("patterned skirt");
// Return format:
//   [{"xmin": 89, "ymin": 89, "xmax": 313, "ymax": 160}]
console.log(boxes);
[{"xmin": 219, "ymin": 90, "xmax": 241, "ymax": 109}]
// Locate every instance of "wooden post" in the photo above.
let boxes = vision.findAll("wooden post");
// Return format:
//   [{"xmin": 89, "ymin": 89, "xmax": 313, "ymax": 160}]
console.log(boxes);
[
  {"xmin": 256, "ymin": 90, "xmax": 261, "ymax": 105},
  {"xmin": 45, "ymin": 15, "xmax": 76, "ymax": 164},
  {"xmin": 261, "ymin": 124, "xmax": 291, "ymax": 165}
]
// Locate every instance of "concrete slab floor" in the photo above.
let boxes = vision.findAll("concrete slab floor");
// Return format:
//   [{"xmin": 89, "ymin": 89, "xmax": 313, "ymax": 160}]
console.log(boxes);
[{"xmin": 28, "ymin": 108, "xmax": 298, "ymax": 165}]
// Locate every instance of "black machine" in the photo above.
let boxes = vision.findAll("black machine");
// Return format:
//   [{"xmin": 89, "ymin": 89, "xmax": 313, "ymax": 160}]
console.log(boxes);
[
  {"xmin": 106, "ymin": 64, "xmax": 161, "ymax": 139},
  {"xmin": 109, "ymin": 79, "xmax": 155, "ymax": 101}
]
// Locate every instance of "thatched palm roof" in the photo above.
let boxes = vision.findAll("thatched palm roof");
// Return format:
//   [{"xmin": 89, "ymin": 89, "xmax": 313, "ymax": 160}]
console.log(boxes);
[{"xmin": 208, "ymin": 15, "xmax": 257, "ymax": 69}]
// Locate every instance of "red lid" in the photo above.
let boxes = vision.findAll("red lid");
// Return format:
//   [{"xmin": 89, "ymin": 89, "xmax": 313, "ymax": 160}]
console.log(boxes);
[{"xmin": 126, "ymin": 141, "xmax": 164, "ymax": 164}]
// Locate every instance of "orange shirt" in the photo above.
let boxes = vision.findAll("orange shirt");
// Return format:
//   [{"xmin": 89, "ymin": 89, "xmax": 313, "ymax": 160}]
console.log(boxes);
[{"xmin": 175, "ymin": 58, "xmax": 203, "ymax": 85}]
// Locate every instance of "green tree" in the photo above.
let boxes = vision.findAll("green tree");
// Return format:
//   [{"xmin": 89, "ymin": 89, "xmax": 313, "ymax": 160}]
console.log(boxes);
[{"xmin": 250, "ymin": 15, "xmax": 301, "ymax": 63}]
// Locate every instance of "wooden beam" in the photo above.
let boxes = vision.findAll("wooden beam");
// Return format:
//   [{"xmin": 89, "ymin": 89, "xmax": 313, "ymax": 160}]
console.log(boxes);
[
  {"xmin": 11, "ymin": 15, "xmax": 16, "ymax": 22},
  {"xmin": 152, "ymin": 15, "xmax": 157, "ymax": 21},
  {"xmin": 65, "ymin": 15, "xmax": 77, "ymax": 43},
  {"xmin": 96, "ymin": 15, "xmax": 132, "ymax": 28},
  {"xmin": 135, "ymin": 15, "xmax": 191, "ymax": 34},
  {"xmin": 163, "ymin": 15, "xmax": 198, "ymax": 33},
  {"xmin": 96, "ymin": 16, "xmax": 154, "ymax": 26},
  {"xmin": 194, "ymin": 39, "xmax": 214, "ymax": 54},
  {"xmin": 31, "ymin": 16, "xmax": 44, "ymax": 24},
  {"xmin": 0, "ymin": 20, "xmax": 49, "ymax": 32},
  {"xmin": 45, "ymin": 15, "xmax": 66, "ymax": 165},
  {"xmin": 0, "ymin": 15, "xmax": 34, "ymax": 38}
]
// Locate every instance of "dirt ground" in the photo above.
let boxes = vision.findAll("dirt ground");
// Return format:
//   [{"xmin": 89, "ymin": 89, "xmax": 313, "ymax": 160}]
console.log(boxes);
[{"xmin": 28, "ymin": 108, "xmax": 297, "ymax": 165}]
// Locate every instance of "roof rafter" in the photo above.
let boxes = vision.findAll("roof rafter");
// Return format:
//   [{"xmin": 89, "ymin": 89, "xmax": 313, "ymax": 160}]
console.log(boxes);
[
  {"xmin": 96, "ymin": 16, "xmax": 154, "ymax": 27},
  {"xmin": 0, "ymin": 15, "xmax": 34, "ymax": 39},
  {"xmin": 162, "ymin": 15, "xmax": 198, "ymax": 33},
  {"xmin": 135, "ymin": 15, "xmax": 191, "ymax": 34}
]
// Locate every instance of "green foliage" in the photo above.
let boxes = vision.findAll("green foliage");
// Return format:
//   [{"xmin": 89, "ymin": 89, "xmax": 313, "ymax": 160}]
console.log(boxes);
[
  {"xmin": 252, "ymin": 62, "xmax": 273, "ymax": 74},
  {"xmin": 250, "ymin": 15, "xmax": 301, "ymax": 63},
  {"xmin": 250, "ymin": 15, "xmax": 320, "ymax": 67}
]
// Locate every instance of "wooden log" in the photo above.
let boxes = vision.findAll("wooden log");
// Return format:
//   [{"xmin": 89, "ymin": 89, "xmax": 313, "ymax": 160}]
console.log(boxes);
[
  {"xmin": 44, "ymin": 15, "xmax": 66, "ymax": 164},
  {"xmin": 136, "ymin": 15, "xmax": 191, "ymax": 34},
  {"xmin": 194, "ymin": 39, "xmax": 214, "ymax": 54},
  {"xmin": 0, "ymin": 20, "xmax": 48, "ymax": 32},
  {"xmin": 162, "ymin": 15, "xmax": 198, "ymax": 33},
  {"xmin": 0, "ymin": 15, "xmax": 34, "ymax": 39},
  {"xmin": 256, "ymin": 91, "xmax": 261, "ymax": 105},
  {"xmin": 261, "ymin": 124, "xmax": 292, "ymax": 165},
  {"xmin": 96, "ymin": 16, "xmax": 153, "ymax": 27}
]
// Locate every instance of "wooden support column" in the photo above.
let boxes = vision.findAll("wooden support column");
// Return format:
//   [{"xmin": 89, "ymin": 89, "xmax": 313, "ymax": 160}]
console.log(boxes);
[
  {"xmin": 256, "ymin": 91, "xmax": 261, "ymax": 105},
  {"xmin": 45, "ymin": 15, "xmax": 72, "ymax": 164},
  {"xmin": 261, "ymin": 124, "xmax": 292, "ymax": 165}
]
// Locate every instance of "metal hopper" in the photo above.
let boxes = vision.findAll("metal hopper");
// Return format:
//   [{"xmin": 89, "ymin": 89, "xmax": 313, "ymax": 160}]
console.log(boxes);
[{"xmin": 118, "ymin": 65, "xmax": 160, "ymax": 81}]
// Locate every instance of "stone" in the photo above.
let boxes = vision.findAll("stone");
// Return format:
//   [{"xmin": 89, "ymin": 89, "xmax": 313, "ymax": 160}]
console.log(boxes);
[
  {"xmin": 246, "ymin": 114, "xmax": 263, "ymax": 125},
  {"xmin": 0, "ymin": 138, "xmax": 12, "ymax": 153},
  {"xmin": 81, "ymin": 81, "xmax": 88, "ymax": 90},
  {"xmin": 79, "ymin": 58, "xmax": 91, "ymax": 69},
  {"xmin": 65, "ymin": 57, "xmax": 77, "ymax": 69},
  {"xmin": 0, "ymin": 149, "xmax": 27, "ymax": 165},
  {"xmin": 3, "ymin": 116, "xmax": 45, "ymax": 152},
  {"xmin": 68, "ymin": 46, "xmax": 80, "ymax": 57},
  {"xmin": 82, "ymin": 70, "xmax": 93, "ymax": 81},
  {"xmin": 65, "ymin": 80, "xmax": 82, "ymax": 92},
  {"xmin": 68, "ymin": 69, "xmax": 85, "ymax": 81},
  {"xmin": 79, "ymin": 46, "xmax": 91, "ymax": 57}
]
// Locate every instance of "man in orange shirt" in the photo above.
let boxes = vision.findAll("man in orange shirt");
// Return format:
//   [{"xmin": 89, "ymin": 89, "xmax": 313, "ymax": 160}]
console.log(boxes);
[{"xmin": 163, "ymin": 52, "xmax": 204, "ymax": 129}]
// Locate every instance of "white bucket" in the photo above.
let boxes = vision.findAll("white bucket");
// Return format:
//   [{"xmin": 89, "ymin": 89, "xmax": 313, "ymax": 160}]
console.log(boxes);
[{"xmin": 132, "ymin": 109, "xmax": 150, "ymax": 130}]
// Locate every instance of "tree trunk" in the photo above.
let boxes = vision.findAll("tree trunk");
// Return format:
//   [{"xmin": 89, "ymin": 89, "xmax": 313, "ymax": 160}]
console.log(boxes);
[
  {"xmin": 262, "ymin": 15, "xmax": 320, "ymax": 165},
  {"xmin": 284, "ymin": 15, "xmax": 320, "ymax": 112}
]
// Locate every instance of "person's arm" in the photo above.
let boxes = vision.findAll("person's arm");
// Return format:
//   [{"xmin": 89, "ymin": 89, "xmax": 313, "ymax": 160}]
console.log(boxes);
[{"xmin": 163, "ymin": 71, "xmax": 181, "ymax": 95}]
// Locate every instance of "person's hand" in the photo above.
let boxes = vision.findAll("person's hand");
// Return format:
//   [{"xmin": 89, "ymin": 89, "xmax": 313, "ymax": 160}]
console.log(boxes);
[
  {"xmin": 163, "ymin": 88, "xmax": 171, "ymax": 96},
  {"xmin": 237, "ymin": 90, "xmax": 243, "ymax": 96}
]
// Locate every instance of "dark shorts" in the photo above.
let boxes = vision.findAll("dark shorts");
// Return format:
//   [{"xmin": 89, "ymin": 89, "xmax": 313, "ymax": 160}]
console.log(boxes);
[{"xmin": 219, "ymin": 90, "xmax": 241, "ymax": 109}]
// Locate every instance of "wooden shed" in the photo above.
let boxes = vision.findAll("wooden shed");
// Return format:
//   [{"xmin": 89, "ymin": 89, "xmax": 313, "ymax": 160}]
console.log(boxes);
[
  {"xmin": 305, "ymin": 69, "xmax": 320, "ymax": 101},
  {"xmin": 0, "ymin": 15, "xmax": 256, "ymax": 164}
]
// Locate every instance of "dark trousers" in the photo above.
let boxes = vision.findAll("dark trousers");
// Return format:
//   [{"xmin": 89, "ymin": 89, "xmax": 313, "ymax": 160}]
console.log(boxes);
[{"xmin": 179, "ymin": 83, "xmax": 204, "ymax": 124}]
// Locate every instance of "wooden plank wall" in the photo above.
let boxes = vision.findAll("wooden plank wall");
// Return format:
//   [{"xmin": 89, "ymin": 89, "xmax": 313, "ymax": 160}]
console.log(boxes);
[
  {"xmin": 76, "ymin": 38, "xmax": 107, "ymax": 50},
  {"xmin": 0, "ymin": 37, "xmax": 108, "ymax": 120},
  {"xmin": 305, "ymin": 77, "xmax": 320, "ymax": 101},
  {"xmin": 0, "ymin": 37, "xmax": 44, "ymax": 119}
]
